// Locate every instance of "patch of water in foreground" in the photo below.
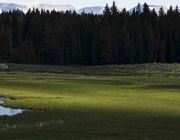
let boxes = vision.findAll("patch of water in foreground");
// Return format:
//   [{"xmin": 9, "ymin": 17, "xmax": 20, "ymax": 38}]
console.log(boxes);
[{"xmin": 0, "ymin": 97, "xmax": 24, "ymax": 116}]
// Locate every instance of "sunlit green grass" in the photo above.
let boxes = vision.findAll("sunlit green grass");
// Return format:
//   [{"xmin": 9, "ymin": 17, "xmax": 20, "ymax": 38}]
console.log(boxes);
[{"xmin": 0, "ymin": 64, "xmax": 180, "ymax": 140}]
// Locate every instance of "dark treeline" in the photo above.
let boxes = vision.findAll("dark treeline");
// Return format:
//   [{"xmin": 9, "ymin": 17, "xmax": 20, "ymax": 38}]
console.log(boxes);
[{"xmin": 0, "ymin": 2, "xmax": 180, "ymax": 65}]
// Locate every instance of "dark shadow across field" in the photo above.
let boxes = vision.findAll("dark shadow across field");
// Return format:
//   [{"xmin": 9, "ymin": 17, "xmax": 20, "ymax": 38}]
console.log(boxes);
[{"xmin": 1, "ymin": 107, "xmax": 180, "ymax": 140}]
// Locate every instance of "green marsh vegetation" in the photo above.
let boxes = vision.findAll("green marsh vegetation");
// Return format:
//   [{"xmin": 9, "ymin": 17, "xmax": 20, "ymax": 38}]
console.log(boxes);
[{"xmin": 0, "ymin": 64, "xmax": 180, "ymax": 140}]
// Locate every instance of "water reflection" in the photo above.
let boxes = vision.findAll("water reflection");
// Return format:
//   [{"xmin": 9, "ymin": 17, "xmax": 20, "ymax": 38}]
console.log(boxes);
[{"xmin": 0, "ymin": 97, "xmax": 24, "ymax": 116}]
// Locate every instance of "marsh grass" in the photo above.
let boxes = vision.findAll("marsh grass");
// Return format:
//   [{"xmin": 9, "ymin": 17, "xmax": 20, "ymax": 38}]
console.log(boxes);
[
  {"xmin": 0, "ymin": 119, "xmax": 64, "ymax": 131},
  {"xmin": 0, "ymin": 64, "xmax": 180, "ymax": 140}
]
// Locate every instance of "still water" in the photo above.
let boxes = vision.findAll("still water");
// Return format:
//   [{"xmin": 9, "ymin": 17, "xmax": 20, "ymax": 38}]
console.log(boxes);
[{"xmin": 0, "ymin": 97, "xmax": 24, "ymax": 116}]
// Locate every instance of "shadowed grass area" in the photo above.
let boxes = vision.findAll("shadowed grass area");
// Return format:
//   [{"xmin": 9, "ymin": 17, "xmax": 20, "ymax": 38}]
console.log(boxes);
[
  {"xmin": 0, "ymin": 64, "xmax": 180, "ymax": 140},
  {"xmin": 142, "ymin": 85, "xmax": 180, "ymax": 90}
]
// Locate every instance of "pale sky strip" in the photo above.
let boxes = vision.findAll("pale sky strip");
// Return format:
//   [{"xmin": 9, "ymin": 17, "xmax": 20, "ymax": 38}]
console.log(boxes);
[{"xmin": 0, "ymin": 0, "xmax": 179, "ymax": 9}]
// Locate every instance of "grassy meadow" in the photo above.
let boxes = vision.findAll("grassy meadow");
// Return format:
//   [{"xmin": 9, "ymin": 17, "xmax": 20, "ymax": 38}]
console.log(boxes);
[{"xmin": 0, "ymin": 64, "xmax": 180, "ymax": 140}]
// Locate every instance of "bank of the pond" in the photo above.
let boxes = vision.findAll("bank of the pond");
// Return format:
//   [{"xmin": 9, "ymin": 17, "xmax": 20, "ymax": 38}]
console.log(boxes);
[{"xmin": 0, "ymin": 97, "xmax": 25, "ymax": 116}]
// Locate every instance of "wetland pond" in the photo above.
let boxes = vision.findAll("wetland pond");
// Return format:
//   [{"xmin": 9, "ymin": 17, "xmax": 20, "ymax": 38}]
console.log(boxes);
[{"xmin": 0, "ymin": 97, "xmax": 25, "ymax": 116}]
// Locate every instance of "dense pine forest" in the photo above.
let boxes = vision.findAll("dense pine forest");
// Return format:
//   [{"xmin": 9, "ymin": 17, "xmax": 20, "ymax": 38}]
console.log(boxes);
[{"xmin": 0, "ymin": 2, "xmax": 179, "ymax": 65}]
